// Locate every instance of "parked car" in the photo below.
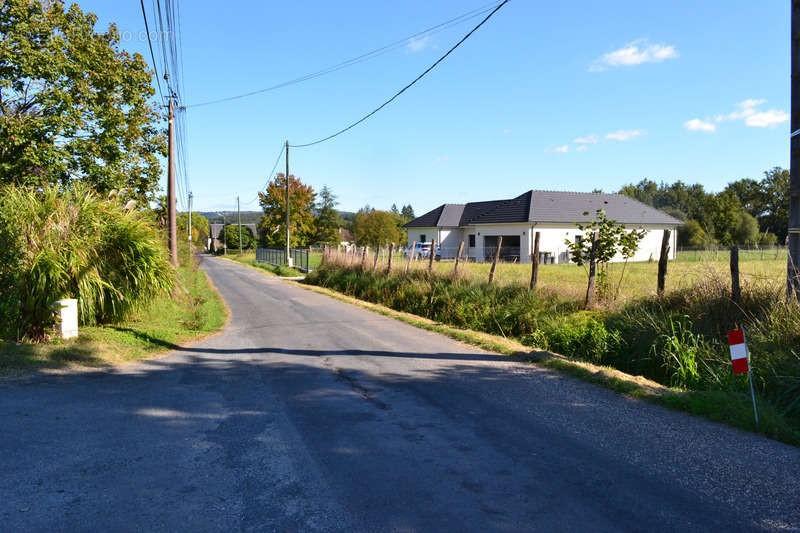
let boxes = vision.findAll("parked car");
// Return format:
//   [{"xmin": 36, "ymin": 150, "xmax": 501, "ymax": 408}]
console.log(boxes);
[{"xmin": 411, "ymin": 242, "xmax": 440, "ymax": 260}]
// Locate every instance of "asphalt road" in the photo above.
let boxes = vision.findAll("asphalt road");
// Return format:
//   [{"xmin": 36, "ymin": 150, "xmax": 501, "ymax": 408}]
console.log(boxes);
[{"xmin": 1, "ymin": 255, "xmax": 798, "ymax": 532}]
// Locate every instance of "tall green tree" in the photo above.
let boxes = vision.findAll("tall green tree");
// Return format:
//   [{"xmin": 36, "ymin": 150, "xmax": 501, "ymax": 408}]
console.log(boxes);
[
  {"xmin": 222, "ymin": 224, "xmax": 254, "ymax": 250},
  {"xmin": 400, "ymin": 204, "xmax": 415, "ymax": 220},
  {"xmin": 177, "ymin": 213, "xmax": 210, "ymax": 247},
  {"xmin": 313, "ymin": 185, "xmax": 341, "ymax": 245},
  {"xmin": 0, "ymin": 0, "xmax": 165, "ymax": 199},
  {"xmin": 352, "ymin": 209, "xmax": 403, "ymax": 247},
  {"xmin": 757, "ymin": 167, "xmax": 790, "ymax": 243},
  {"xmin": 257, "ymin": 173, "xmax": 316, "ymax": 247}
]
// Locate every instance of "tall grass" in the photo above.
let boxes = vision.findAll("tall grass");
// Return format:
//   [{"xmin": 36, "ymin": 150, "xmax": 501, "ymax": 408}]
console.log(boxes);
[
  {"xmin": 306, "ymin": 261, "xmax": 800, "ymax": 422},
  {"xmin": 0, "ymin": 185, "xmax": 174, "ymax": 341}
]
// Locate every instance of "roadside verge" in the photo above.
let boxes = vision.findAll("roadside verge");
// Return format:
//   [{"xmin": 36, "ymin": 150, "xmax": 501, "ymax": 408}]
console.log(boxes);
[{"xmin": 0, "ymin": 253, "xmax": 229, "ymax": 378}]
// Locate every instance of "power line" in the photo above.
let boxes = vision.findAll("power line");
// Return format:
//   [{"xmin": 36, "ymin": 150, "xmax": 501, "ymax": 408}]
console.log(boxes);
[
  {"xmin": 262, "ymin": 143, "xmax": 286, "ymax": 192},
  {"xmin": 139, "ymin": 0, "xmax": 166, "ymax": 104},
  {"xmin": 186, "ymin": 1, "xmax": 503, "ymax": 109},
  {"xmin": 290, "ymin": 0, "xmax": 508, "ymax": 148}
]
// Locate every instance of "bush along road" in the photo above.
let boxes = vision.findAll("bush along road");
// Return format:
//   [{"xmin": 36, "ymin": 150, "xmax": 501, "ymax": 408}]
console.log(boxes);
[{"xmin": 0, "ymin": 256, "xmax": 798, "ymax": 532}]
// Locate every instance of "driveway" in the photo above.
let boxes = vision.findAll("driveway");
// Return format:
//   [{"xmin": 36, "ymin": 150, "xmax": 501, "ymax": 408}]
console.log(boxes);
[{"xmin": 1, "ymin": 255, "xmax": 798, "ymax": 532}]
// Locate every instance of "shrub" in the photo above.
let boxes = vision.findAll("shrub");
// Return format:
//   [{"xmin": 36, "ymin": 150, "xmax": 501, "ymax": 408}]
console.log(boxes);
[{"xmin": 0, "ymin": 184, "xmax": 174, "ymax": 340}]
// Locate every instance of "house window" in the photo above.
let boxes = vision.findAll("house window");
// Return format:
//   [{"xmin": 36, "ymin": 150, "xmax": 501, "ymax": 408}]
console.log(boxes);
[
  {"xmin": 575, "ymin": 235, "xmax": 583, "ymax": 245},
  {"xmin": 419, "ymin": 234, "xmax": 426, "ymax": 243},
  {"xmin": 468, "ymin": 234, "xmax": 476, "ymax": 247}
]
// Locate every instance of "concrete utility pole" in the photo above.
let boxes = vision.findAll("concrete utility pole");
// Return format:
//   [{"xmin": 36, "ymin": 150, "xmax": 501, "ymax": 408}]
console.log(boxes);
[
  {"xmin": 285, "ymin": 140, "xmax": 291, "ymax": 266},
  {"xmin": 237, "ymin": 196, "xmax": 242, "ymax": 255},
  {"xmin": 188, "ymin": 192, "xmax": 193, "ymax": 242},
  {"xmin": 167, "ymin": 97, "xmax": 178, "ymax": 266},
  {"xmin": 791, "ymin": 0, "xmax": 800, "ymax": 299}
]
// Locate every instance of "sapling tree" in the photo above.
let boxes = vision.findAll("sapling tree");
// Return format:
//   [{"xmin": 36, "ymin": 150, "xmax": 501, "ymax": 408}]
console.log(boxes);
[{"xmin": 565, "ymin": 209, "xmax": 646, "ymax": 304}]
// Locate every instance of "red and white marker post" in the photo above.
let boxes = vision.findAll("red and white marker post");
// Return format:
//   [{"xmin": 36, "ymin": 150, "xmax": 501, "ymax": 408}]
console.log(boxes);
[{"xmin": 727, "ymin": 326, "xmax": 758, "ymax": 425}]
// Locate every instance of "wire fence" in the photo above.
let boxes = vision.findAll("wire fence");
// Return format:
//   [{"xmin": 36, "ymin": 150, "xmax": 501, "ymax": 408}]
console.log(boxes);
[
  {"xmin": 320, "ymin": 242, "xmax": 792, "ymax": 303},
  {"xmin": 676, "ymin": 246, "xmax": 787, "ymax": 262},
  {"xmin": 256, "ymin": 247, "xmax": 312, "ymax": 272}
]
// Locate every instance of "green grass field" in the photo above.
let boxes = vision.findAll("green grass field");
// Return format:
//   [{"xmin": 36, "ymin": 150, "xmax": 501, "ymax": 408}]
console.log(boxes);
[
  {"xmin": 0, "ymin": 248, "xmax": 228, "ymax": 376},
  {"xmin": 364, "ymin": 249, "xmax": 788, "ymax": 302}
]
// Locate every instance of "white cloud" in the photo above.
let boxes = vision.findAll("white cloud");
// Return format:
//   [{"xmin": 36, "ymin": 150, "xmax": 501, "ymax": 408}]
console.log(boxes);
[
  {"xmin": 576, "ymin": 145, "xmax": 588, "ymax": 152},
  {"xmin": 573, "ymin": 134, "xmax": 599, "ymax": 144},
  {"xmin": 684, "ymin": 118, "xmax": 716, "ymax": 132},
  {"xmin": 545, "ymin": 145, "xmax": 569, "ymax": 153},
  {"xmin": 715, "ymin": 99, "xmax": 788, "ymax": 128},
  {"xmin": 589, "ymin": 39, "xmax": 678, "ymax": 71},
  {"xmin": 745, "ymin": 109, "xmax": 788, "ymax": 128},
  {"xmin": 406, "ymin": 36, "xmax": 430, "ymax": 53},
  {"xmin": 435, "ymin": 156, "xmax": 449, "ymax": 163},
  {"xmin": 605, "ymin": 129, "xmax": 645, "ymax": 141}
]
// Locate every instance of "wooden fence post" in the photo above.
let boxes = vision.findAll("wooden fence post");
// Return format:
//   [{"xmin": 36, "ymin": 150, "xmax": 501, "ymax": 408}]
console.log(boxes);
[
  {"xmin": 530, "ymin": 231, "xmax": 540, "ymax": 290},
  {"xmin": 584, "ymin": 232, "xmax": 598, "ymax": 307},
  {"xmin": 657, "ymin": 230, "xmax": 671, "ymax": 295},
  {"xmin": 488, "ymin": 236, "xmax": 503, "ymax": 285},
  {"xmin": 428, "ymin": 239, "xmax": 436, "ymax": 273},
  {"xmin": 406, "ymin": 241, "xmax": 416, "ymax": 274},
  {"xmin": 386, "ymin": 243, "xmax": 394, "ymax": 274},
  {"xmin": 360, "ymin": 246, "xmax": 368, "ymax": 270},
  {"xmin": 322, "ymin": 245, "xmax": 328, "ymax": 265},
  {"xmin": 730, "ymin": 245, "xmax": 741, "ymax": 305},
  {"xmin": 373, "ymin": 246, "xmax": 380, "ymax": 270},
  {"xmin": 453, "ymin": 241, "xmax": 465, "ymax": 276}
]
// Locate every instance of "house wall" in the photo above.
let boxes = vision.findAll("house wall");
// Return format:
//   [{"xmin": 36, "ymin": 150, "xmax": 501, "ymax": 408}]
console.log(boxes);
[
  {"xmin": 406, "ymin": 228, "xmax": 464, "ymax": 258},
  {"xmin": 532, "ymin": 224, "xmax": 677, "ymax": 264},
  {"xmin": 408, "ymin": 224, "xmax": 678, "ymax": 263},
  {"xmin": 406, "ymin": 227, "xmax": 436, "ymax": 247}
]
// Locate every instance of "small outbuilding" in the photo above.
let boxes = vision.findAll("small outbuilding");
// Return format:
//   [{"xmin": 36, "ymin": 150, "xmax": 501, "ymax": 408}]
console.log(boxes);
[{"xmin": 403, "ymin": 190, "xmax": 682, "ymax": 263}]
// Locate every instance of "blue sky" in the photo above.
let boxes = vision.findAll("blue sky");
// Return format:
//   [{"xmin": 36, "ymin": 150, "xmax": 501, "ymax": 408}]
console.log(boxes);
[{"xmin": 81, "ymin": 0, "xmax": 789, "ymax": 215}]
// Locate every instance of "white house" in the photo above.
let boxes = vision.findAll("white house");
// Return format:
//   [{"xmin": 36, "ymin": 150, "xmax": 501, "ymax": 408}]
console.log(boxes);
[{"xmin": 403, "ymin": 190, "xmax": 682, "ymax": 264}]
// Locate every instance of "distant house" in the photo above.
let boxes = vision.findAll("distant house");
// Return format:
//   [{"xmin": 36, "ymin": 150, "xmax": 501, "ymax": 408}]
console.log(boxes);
[
  {"xmin": 338, "ymin": 227, "xmax": 353, "ymax": 245},
  {"xmin": 209, "ymin": 223, "xmax": 258, "ymax": 250},
  {"xmin": 403, "ymin": 190, "xmax": 682, "ymax": 264}
]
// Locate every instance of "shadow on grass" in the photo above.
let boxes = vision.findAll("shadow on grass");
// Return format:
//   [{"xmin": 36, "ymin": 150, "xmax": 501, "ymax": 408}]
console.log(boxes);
[{"xmin": 0, "ymin": 339, "xmax": 104, "ymax": 373}]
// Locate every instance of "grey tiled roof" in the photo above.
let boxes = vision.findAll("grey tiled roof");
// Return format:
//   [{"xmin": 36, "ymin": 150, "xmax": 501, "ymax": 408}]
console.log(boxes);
[
  {"xmin": 438, "ymin": 204, "xmax": 466, "ymax": 226},
  {"xmin": 404, "ymin": 205, "xmax": 445, "ymax": 228},
  {"xmin": 404, "ymin": 190, "xmax": 683, "ymax": 228}
]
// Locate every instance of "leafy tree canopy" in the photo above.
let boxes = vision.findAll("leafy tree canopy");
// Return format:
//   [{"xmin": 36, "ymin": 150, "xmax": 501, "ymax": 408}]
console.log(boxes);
[
  {"xmin": 257, "ymin": 173, "xmax": 316, "ymax": 247},
  {"xmin": 313, "ymin": 185, "xmax": 341, "ymax": 245},
  {"xmin": 352, "ymin": 208, "xmax": 404, "ymax": 247},
  {"xmin": 222, "ymin": 224, "xmax": 254, "ymax": 250},
  {"xmin": 0, "ymin": 0, "xmax": 166, "ymax": 199}
]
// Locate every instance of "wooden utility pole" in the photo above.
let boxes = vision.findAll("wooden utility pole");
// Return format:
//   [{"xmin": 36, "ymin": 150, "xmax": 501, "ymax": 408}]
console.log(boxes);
[
  {"xmin": 237, "ymin": 196, "xmax": 242, "ymax": 255},
  {"xmin": 488, "ymin": 236, "xmax": 503, "ymax": 285},
  {"xmin": 167, "ymin": 97, "xmax": 178, "ymax": 266},
  {"xmin": 790, "ymin": 1, "xmax": 800, "ymax": 299},
  {"xmin": 285, "ymin": 140, "xmax": 291, "ymax": 266},
  {"xmin": 657, "ymin": 230, "xmax": 671, "ymax": 295},
  {"xmin": 530, "ymin": 231, "xmax": 540, "ymax": 290},
  {"xmin": 188, "ymin": 192, "xmax": 193, "ymax": 243}
]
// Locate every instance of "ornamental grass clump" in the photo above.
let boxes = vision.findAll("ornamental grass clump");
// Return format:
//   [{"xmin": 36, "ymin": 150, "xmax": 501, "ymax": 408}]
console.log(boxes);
[{"xmin": 0, "ymin": 185, "xmax": 174, "ymax": 341}]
